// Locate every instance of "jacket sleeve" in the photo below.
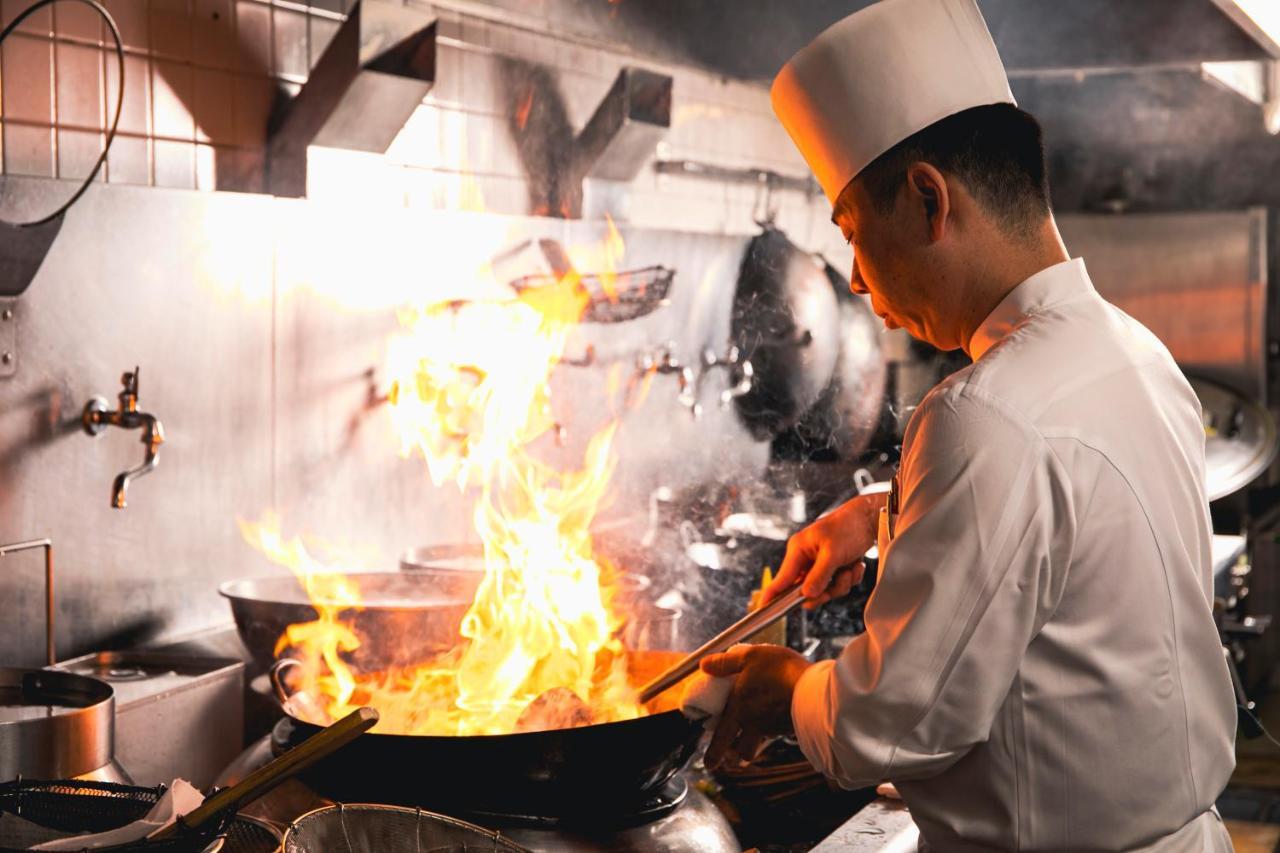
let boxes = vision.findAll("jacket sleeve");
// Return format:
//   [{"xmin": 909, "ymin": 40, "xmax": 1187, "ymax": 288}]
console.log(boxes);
[{"xmin": 791, "ymin": 383, "xmax": 1075, "ymax": 787}]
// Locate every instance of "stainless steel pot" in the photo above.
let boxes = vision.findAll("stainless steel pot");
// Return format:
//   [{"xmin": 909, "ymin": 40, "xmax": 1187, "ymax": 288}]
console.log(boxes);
[{"xmin": 0, "ymin": 667, "xmax": 122, "ymax": 781}]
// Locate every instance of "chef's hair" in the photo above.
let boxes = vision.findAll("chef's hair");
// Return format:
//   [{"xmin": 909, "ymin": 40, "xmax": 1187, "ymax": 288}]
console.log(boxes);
[{"xmin": 849, "ymin": 104, "xmax": 1051, "ymax": 239}]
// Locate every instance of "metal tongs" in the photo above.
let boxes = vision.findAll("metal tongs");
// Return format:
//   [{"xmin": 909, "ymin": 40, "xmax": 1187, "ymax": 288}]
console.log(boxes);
[{"xmin": 637, "ymin": 584, "xmax": 807, "ymax": 704}]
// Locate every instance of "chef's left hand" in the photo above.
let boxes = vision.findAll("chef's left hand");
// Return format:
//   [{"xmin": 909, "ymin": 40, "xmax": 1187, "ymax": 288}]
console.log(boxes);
[{"xmin": 700, "ymin": 644, "xmax": 811, "ymax": 770}]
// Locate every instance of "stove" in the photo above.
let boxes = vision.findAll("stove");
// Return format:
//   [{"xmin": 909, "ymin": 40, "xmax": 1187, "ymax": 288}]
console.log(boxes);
[{"xmin": 216, "ymin": 721, "xmax": 740, "ymax": 853}]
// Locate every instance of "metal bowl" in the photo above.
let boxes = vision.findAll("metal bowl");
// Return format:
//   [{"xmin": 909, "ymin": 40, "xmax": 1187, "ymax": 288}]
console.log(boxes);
[
  {"xmin": 399, "ymin": 544, "xmax": 654, "ymax": 611},
  {"xmin": 220, "ymin": 573, "xmax": 473, "ymax": 674}
]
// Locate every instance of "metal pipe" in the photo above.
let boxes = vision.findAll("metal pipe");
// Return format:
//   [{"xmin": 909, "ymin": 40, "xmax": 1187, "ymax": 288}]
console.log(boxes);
[
  {"xmin": 653, "ymin": 159, "xmax": 821, "ymax": 196},
  {"xmin": 0, "ymin": 538, "xmax": 54, "ymax": 665},
  {"xmin": 111, "ymin": 413, "xmax": 164, "ymax": 509}
]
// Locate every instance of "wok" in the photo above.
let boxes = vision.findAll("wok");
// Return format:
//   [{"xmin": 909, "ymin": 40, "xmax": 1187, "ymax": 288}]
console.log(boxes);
[
  {"xmin": 776, "ymin": 260, "xmax": 886, "ymax": 461},
  {"xmin": 270, "ymin": 650, "xmax": 705, "ymax": 819},
  {"xmin": 730, "ymin": 226, "xmax": 840, "ymax": 441},
  {"xmin": 220, "ymin": 573, "xmax": 473, "ymax": 674}
]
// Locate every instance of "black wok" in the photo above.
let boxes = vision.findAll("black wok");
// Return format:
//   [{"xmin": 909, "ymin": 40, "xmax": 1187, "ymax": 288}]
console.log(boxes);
[
  {"xmin": 271, "ymin": 650, "xmax": 705, "ymax": 819},
  {"xmin": 220, "ymin": 573, "xmax": 473, "ymax": 674},
  {"xmin": 730, "ymin": 225, "xmax": 840, "ymax": 441}
]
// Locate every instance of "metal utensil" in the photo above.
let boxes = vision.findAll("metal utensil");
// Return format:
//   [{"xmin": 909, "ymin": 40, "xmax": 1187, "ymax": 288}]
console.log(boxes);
[
  {"xmin": 637, "ymin": 585, "xmax": 806, "ymax": 705},
  {"xmin": 151, "ymin": 707, "xmax": 378, "ymax": 840}
]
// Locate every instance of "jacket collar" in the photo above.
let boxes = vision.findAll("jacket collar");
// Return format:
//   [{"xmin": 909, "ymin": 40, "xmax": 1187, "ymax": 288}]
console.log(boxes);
[{"xmin": 968, "ymin": 258, "xmax": 1094, "ymax": 361}]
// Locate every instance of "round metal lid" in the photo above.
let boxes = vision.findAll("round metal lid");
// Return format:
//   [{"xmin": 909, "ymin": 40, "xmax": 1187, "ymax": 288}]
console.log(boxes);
[
  {"xmin": 0, "ymin": 668, "xmax": 115, "ymax": 779},
  {"xmin": 1192, "ymin": 376, "xmax": 1278, "ymax": 501}
]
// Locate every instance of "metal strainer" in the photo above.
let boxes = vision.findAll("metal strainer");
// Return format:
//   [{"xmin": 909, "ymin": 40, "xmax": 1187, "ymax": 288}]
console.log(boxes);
[
  {"xmin": 0, "ymin": 779, "xmax": 228, "ymax": 853},
  {"xmin": 282, "ymin": 805, "xmax": 528, "ymax": 853}
]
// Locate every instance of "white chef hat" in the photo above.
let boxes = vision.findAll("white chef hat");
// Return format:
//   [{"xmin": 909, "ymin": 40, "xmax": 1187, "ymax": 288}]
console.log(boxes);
[{"xmin": 772, "ymin": 0, "xmax": 1016, "ymax": 206}]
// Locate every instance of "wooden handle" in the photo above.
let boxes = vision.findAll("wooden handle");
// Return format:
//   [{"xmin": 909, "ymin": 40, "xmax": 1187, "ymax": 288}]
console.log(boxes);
[{"xmin": 152, "ymin": 706, "xmax": 379, "ymax": 840}]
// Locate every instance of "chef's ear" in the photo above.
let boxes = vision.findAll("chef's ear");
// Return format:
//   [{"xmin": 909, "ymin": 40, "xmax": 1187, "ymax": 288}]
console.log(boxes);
[{"xmin": 906, "ymin": 162, "xmax": 949, "ymax": 243}]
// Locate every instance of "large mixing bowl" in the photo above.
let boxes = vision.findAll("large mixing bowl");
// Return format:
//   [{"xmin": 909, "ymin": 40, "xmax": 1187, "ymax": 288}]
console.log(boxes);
[{"xmin": 220, "ymin": 573, "xmax": 473, "ymax": 673}]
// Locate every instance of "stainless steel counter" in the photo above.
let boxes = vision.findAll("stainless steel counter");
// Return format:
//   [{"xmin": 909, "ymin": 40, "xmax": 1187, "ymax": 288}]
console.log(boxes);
[{"xmin": 811, "ymin": 798, "xmax": 918, "ymax": 852}]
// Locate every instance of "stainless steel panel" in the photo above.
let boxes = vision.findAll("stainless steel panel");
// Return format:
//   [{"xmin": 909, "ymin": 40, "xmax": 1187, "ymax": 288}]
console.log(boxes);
[
  {"xmin": 1059, "ymin": 210, "xmax": 1267, "ymax": 401},
  {"xmin": 0, "ymin": 177, "xmax": 275, "ymax": 665},
  {"xmin": 0, "ymin": 177, "xmax": 770, "ymax": 667},
  {"xmin": 55, "ymin": 651, "xmax": 244, "ymax": 789}
]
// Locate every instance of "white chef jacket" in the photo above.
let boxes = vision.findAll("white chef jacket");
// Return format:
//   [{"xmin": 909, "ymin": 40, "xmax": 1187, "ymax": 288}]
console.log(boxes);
[{"xmin": 792, "ymin": 258, "xmax": 1238, "ymax": 851}]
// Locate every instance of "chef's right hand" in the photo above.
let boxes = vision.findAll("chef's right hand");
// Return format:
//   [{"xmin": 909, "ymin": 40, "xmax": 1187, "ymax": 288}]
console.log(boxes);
[{"xmin": 762, "ymin": 492, "xmax": 886, "ymax": 609}]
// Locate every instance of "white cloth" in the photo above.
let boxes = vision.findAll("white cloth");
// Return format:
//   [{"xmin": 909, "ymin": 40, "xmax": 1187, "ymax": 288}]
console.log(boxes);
[
  {"xmin": 791, "ymin": 259, "xmax": 1237, "ymax": 851},
  {"xmin": 680, "ymin": 671, "xmax": 735, "ymax": 720},
  {"xmin": 679, "ymin": 643, "xmax": 752, "ymax": 719},
  {"xmin": 771, "ymin": 0, "xmax": 1015, "ymax": 204}
]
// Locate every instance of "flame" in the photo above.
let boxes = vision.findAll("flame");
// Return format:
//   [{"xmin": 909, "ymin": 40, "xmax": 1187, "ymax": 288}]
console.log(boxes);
[
  {"xmin": 515, "ymin": 90, "xmax": 535, "ymax": 132},
  {"xmin": 244, "ymin": 219, "xmax": 645, "ymax": 736}
]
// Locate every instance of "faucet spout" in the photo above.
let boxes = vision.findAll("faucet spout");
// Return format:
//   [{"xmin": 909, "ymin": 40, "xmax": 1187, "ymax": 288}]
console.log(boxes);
[
  {"xmin": 110, "ymin": 414, "xmax": 164, "ymax": 509},
  {"xmin": 83, "ymin": 368, "xmax": 166, "ymax": 509}
]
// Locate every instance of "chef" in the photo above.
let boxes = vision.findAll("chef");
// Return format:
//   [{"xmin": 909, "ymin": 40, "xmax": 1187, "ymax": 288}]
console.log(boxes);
[{"xmin": 699, "ymin": 0, "xmax": 1240, "ymax": 849}]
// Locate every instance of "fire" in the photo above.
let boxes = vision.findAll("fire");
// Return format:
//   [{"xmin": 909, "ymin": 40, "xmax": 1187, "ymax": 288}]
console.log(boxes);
[{"xmin": 244, "ymin": 220, "xmax": 646, "ymax": 736}]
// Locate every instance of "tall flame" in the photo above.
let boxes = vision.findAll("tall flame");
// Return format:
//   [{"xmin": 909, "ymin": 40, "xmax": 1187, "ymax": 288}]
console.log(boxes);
[{"xmin": 244, "ymin": 221, "xmax": 644, "ymax": 736}]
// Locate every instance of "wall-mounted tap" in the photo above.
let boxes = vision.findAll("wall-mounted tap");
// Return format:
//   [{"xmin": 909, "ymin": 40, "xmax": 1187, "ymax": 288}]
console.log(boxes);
[
  {"xmin": 82, "ymin": 368, "xmax": 165, "ymax": 509},
  {"xmin": 699, "ymin": 345, "xmax": 754, "ymax": 408},
  {"xmin": 636, "ymin": 344, "xmax": 698, "ymax": 417}
]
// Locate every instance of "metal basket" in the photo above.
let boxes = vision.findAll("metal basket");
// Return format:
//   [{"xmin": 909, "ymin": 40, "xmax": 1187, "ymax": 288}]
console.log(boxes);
[
  {"xmin": 223, "ymin": 816, "xmax": 280, "ymax": 853},
  {"xmin": 283, "ymin": 804, "xmax": 528, "ymax": 853},
  {"xmin": 0, "ymin": 779, "xmax": 229, "ymax": 853}
]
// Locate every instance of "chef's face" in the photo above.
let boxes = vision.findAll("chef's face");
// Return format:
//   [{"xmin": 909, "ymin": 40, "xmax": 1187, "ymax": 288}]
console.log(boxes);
[{"xmin": 833, "ymin": 174, "xmax": 962, "ymax": 350}]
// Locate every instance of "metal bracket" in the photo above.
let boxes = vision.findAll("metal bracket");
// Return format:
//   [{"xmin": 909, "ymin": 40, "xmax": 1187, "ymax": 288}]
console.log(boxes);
[
  {"xmin": 267, "ymin": 0, "xmax": 437, "ymax": 197},
  {"xmin": 0, "ymin": 538, "xmax": 55, "ymax": 666},
  {"xmin": 0, "ymin": 215, "xmax": 64, "ymax": 298},
  {"xmin": 0, "ymin": 299, "xmax": 16, "ymax": 378}
]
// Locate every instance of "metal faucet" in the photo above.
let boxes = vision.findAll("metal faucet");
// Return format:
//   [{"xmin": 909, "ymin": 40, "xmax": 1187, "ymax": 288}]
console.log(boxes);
[
  {"xmin": 699, "ymin": 345, "xmax": 754, "ymax": 407},
  {"xmin": 82, "ymin": 368, "xmax": 166, "ymax": 508},
  {"xmin": 636, "ymin": 344, "xmax": 698, "ymax": 417}
]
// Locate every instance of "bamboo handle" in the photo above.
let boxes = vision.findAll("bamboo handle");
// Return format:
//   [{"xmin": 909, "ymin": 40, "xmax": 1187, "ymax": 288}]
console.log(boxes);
[{"xmin": 152, "ymin": 705, "xmax": 379, "ymax": 839}]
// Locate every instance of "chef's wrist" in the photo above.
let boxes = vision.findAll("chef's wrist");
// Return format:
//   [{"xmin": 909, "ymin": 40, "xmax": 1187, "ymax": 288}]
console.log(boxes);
[{"xmin": 790, "ymin": 658, "xmax": 838, "ymax": 771}]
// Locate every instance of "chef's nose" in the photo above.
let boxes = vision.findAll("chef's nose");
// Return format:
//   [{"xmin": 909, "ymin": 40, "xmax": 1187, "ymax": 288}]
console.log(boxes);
[{"xmin": 849, "ymin": 254, "xmax": 870, "ymax": 296}]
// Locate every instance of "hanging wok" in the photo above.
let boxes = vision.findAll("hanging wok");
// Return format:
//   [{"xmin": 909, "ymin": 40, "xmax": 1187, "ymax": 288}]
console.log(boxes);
[
  {"xmin": 730, "ymin": 226, "xmax": 840, "ymax": 441},
  {"xmin": 268, "ymin": 650, "xmax": 705, "ymax": 819},
  {"xmin": 773, "ymin": 259, "xmax": 887, "ymax": 461}
]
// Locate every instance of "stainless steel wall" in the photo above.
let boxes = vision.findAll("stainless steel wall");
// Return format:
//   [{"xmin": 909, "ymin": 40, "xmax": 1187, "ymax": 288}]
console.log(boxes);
[
  {"xmin": 0, "ymin": 176, "xmax": 766, "ymax": 667},
  {"xmin": 1059, "ymin": 210, "xmax": 1268, "ymax": 402}
]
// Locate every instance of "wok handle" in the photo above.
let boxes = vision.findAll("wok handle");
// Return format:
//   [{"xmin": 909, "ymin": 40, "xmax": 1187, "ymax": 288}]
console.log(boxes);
[{"xmin": 269, "ymin": 658, "xmax": 302, "ymax": 705}]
